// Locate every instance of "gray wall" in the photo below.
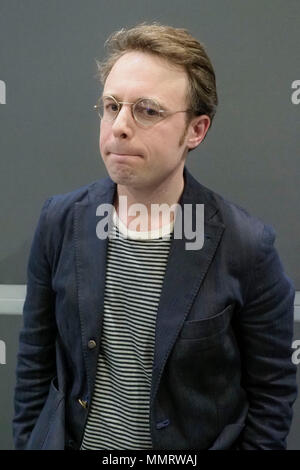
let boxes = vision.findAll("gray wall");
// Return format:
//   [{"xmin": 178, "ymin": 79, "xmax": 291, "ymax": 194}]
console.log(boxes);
[
  {"xmin": 0, "ymin": 0, "xmax": 299, "ymax": 449},
  {"xmin": 0, "ymin": 0, "xmax": 299, "ymax": 286}
]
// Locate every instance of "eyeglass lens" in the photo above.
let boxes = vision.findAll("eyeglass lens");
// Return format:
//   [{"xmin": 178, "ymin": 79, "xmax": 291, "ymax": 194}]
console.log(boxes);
[{"xmin": 98, "ymin": 96, "xmax": 162, "ymax": 126}]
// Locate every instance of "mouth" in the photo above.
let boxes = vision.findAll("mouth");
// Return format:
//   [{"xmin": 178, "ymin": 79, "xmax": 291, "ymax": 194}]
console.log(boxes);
[{"xmin": 109, "ymin": 152, "xmax": 142, "ymax": 159}]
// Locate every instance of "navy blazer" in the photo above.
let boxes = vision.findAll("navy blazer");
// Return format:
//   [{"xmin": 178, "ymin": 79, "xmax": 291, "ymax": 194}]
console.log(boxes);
[{"xmin": 13, "ymin": 167, "xmax": 297, "ymax": 450}]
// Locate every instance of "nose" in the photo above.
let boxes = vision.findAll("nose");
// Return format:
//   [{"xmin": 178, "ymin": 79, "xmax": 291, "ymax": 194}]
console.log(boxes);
[{"xmin": 111, "ymin": 104, "xmax": 135, "ymax": 139}]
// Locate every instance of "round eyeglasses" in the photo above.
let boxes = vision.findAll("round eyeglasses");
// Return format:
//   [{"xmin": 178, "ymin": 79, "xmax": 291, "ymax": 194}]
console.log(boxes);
[{"xmin": 94, "ymin": 95, "xmax": 190, "ymax": 127}]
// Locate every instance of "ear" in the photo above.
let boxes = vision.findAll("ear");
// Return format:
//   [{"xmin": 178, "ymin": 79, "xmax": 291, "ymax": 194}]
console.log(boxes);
[{"xmin": 186, "ymin": 114, "xmax": 211, "ymax": 149}]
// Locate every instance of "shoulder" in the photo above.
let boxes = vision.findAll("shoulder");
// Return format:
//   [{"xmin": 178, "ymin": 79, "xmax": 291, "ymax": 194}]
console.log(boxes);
[
  {"xmin": 41, "ymin": 176, "xmax": 114, "ymax": 223},
  {"xmin": 185, "ymin": 168, "xmax": 276, "ymax": 253},
  {"xmin": 48, "ymin": 176, "xmax": 112, "ymax": 209},
  {"xmin": 213, "ymin": 186, "xmax": 275, "ymax": 243}
]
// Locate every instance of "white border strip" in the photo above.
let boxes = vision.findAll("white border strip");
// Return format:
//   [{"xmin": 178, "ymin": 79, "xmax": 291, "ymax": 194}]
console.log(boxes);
[
  {"xmin": 0, "ymin": 285, "xmax": 299, "ymax": 321},
  {"xmin": 0, "ymin": 285, "xmax": 27, "ymax": 314}
]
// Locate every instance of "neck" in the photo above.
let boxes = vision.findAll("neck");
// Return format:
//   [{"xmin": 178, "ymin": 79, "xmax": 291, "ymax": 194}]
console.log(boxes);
[{"xmin": 114, "ymin": 171, "xmax": 185, "ymax": 232}]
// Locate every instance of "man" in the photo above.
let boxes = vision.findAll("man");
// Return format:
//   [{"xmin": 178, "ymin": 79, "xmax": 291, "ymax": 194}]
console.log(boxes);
[{"xmin": 13, "ymin": 23, "xmax": 297, "ymax": 450}]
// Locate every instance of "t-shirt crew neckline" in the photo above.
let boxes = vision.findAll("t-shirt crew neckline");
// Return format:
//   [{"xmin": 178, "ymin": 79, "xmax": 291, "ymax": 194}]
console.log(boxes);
[{"xmin": 112, "ymin": 207, "xmax": 174, "ymax": 240}]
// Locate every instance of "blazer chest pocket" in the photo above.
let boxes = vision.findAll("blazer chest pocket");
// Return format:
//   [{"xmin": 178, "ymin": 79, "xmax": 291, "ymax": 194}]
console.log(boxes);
[{"xmin": 179, "ymin": 303, "xmax": 235, "ymax": 342}]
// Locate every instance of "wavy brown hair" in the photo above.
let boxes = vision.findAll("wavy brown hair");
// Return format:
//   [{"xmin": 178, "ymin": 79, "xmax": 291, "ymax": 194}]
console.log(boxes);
[{"xmin": 96, "ymin": 22, "xmax": 218, "ymax": 133}]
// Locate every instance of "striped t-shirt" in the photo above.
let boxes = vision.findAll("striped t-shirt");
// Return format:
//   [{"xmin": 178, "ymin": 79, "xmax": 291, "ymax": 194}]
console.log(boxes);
[{"xmin": 80, "ymin": 209, "xmax": 173, "ymax": 450}]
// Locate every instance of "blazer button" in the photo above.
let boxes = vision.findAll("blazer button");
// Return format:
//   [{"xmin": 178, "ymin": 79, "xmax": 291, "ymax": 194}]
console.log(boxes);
[
  {"xmin": 67, "ymin": 439, "xmax": 76, "ymax": 449},
  {"xmin": 88, "ymin": 339, "xmax": 97, "ymax": 349},
  {"xmin": 78, "ymin": 398, "xmax": 88, "ymax": 408},
  {"xmin": 156, "ymin": 419, "xmax": 170, "ymax": 429}
]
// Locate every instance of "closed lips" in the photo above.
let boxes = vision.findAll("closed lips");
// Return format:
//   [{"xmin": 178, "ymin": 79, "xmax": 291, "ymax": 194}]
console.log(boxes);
[{"xmin": 110, "ymin": 152, "xmax": 142, "ymax": 157}]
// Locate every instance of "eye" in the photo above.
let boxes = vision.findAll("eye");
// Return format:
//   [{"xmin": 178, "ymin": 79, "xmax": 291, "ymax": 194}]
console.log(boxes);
[
  {"xmin": 105, "ymin": 101, "xmax": 118, "ymax": 112},
  {"xmin": 102, "ymin": 97, "xmax": 119, "ymax": 113},
  {"xmin": 144, "ymin": 105, "xmax": 159, "ymax": 116},
  {"xmin": 135, "ymin": 100, "xmax": 160, "ymax": 119}
]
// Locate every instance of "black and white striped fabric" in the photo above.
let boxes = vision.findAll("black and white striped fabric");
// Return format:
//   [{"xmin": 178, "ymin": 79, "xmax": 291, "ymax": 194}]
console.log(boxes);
[{"xmin": 80, "ymin": 210, "xmax": 173, "ymax": 450}]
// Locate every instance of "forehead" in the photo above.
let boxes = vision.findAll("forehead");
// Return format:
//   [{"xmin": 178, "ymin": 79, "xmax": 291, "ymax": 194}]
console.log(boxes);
[{"xmin": 103, "ymin": 51, "xmax": 189, "ymax": 106}]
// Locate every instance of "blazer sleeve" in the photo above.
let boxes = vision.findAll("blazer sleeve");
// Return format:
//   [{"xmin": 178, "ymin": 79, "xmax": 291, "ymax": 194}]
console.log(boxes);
[
  {"xmin": 234, "ymin": 223, "xmax": 298, "ymax": 449},
  {"xmin": 12, "ymin": 197, "xmax": 57, "ymax": 450}
]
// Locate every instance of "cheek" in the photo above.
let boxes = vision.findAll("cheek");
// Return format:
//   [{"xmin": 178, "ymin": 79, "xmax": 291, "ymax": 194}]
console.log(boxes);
[
  {"xmin": 160, "ymin": 130, "xmax": 180, "ymax": 150},
  {"xmin": 99, "ymin": 124, "xmax": 109, "ymax": 152},
  {"xmin": 160, "ymin": 121, "xmax": 184, "ymax": 146}
]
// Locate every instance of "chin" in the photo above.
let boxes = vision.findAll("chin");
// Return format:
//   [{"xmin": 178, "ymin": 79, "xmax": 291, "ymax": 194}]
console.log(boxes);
[{"xmin": 106, "ymin": 165, "xmax": 137, "ymax": 185}]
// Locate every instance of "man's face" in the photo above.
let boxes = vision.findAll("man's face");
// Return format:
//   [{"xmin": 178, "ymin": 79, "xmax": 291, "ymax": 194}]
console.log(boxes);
[{"xmin": 99, "ymin": 51, "xmax": 194, "ymax": 192}]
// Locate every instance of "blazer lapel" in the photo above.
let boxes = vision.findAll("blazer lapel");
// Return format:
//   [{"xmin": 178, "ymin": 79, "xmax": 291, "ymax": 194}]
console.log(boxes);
[
  {"xmin": 74, "ymin": 177, "xmax": 116, "ymax": 395},
  {"xmin": 150, "ymin": 168, "xmax": 225, "ymax": 404}
]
